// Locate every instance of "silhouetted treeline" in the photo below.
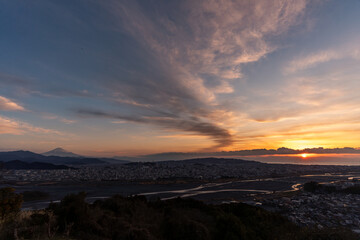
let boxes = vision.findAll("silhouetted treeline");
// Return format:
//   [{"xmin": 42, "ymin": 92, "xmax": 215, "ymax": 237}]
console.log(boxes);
[{"xmin": 0, "ymin": 190, "xmax": 358, "ymax": 239}]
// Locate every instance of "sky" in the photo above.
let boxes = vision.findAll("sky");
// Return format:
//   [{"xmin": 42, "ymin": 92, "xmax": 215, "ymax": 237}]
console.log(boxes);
[{"xmin": 0, "ymin": 0, "xmax": 360, "ymax": 157}]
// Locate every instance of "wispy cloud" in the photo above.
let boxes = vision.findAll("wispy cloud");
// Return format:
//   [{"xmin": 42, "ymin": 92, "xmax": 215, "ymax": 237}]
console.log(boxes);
[
  {"xmin": 284, "ymin": 43, "xmax": 360, "ymax": 74},
  {"xmin": 285, "ymin": 50, "xmax": 341, "ymax": 74},
  {"xmin": 0, "ymin": 96, "xmax": 25, "ymax": 111},
  {"xmin": 80, "ymin": 0, "xmax": 308, "ymax": 149},
  {"xmin": 0, "ymin": 72, "xmax": 29, "ymax": 86},
  {"xmin": 245, "ymin": 52, "xmax": 360, "ymax": 123},
  {"xmin": 0, "ymin": 115, "xmax": 62, "ymax": 135},
  {"xmin": 108, "ymin": 0, "xmax": 307, "ymax": 100},
  {"xmin": 42, "ymin": 113, "xmax": 76, "ymax": 124}
]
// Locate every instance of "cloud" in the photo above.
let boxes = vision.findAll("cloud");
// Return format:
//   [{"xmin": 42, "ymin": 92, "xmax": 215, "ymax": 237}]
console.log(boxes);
[
  {"xmin": 0, "ymin": 73, "xmax": 29, "ymax": 86},
  {"xmin": 285, "ymin": 50, "xmax": 342, "ymax": 74},
  {"xmin": 244, "ymin": 53, "xmax": 360, "ymax": 123},
  {"xmin": 0, "ymin": 116, "xmax": 22, "ymax": 135},
  {"xmin": 0, "ymin": 115, "xmax": 62, "ymax": 135},
  {"xmin": 0, "ymin": 96, "xmax": 25, "ymax": 111},
  {"xmin": 77, "ymin": 0, "xmax": 308, "ymax": 149},
  {"xmin": 77, "ymin": 109, "xmax": 233, "ymax": 149},
  {"xmin": 108, "ymin": 0, "xmax": 307, "ymax": 98},
  {"xmin": 284, "ymin": 42, "xmax": 360, "ymax": 74},
  {"xmin": 0, "ymin": 70, "xmax": 93, "ymax": 100},
  {"xmin": 42, "ymin": 113, "xmax": 76, "ymax": 124},
  {"xmin": 233, "ymin": 95, "xmax": 360, "ymax": 150}
]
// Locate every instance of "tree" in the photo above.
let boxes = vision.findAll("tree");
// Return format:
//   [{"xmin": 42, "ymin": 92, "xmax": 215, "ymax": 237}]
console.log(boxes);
[
  {"xmin": 48, "ymin": 192, "xmax": 89, "ymax": 236},
  {"xmin": 0, "ymin": 188, "xmax": 23, "ymax": 220}
]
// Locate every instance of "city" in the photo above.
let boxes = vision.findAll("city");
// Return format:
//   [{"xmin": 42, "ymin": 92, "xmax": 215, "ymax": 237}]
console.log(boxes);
[{"xmin": 2, "ymin": 157, "xmax": 360, "ymax": 235}]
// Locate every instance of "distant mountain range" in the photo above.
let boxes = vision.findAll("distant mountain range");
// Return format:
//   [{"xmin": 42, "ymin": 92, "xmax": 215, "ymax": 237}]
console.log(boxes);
[
  {"xmin": 0, "ymin": 148, "xmax": 129, "ymax": 167},
  {"xmin": 116, "ymin": 147, "xmax": 360, "ymax": 161},
  {"xmin": 3, "ymin": 147, "xmax": 359, "ymax": 167}
]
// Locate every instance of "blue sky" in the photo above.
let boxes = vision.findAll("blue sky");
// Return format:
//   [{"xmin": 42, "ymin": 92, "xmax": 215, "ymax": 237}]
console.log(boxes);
[{"xmin": 0, "ymin": 0, "xmax": 360, "ymax": 156}]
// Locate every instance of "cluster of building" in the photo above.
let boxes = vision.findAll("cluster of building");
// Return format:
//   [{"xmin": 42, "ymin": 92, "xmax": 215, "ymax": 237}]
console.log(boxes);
[
  {"xmin": 2, "ymin": 159, "xmax": 360, "ymax": 233},
  {"xmin": 1, "ymin": 169, "xmax": 80, "ymax": 182},
  {"xmin": 261, "ymin": 182, "xmax": 360, "ymax": 231},
  {"xmin": 1, "ymin": 160, "xmax": 359, "ymax": 182}
]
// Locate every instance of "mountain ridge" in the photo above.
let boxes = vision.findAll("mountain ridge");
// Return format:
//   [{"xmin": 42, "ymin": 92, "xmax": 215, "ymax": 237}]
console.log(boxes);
[
  {"xmin": 0, "ymin": 150, "xmax": 129, "ymax": 165},
  {"xmin": 42, "ymin": 147, "xmax": 82, "ymax": 158}
]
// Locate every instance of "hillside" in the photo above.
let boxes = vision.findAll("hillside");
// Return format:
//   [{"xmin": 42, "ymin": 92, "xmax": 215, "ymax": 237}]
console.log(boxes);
[{"xmin": 0, "ymin": 160, "xmax": 71, "ymax": 170}]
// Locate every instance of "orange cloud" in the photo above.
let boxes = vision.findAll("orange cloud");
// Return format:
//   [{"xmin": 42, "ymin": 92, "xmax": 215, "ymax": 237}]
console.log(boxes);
[
  {"xmin": 0, "ymin": 96, "xmax": 24, "ymax": 111},
  {"xmin": 0, "ymin": 115, "xmax": 62, "ymax": 135}
]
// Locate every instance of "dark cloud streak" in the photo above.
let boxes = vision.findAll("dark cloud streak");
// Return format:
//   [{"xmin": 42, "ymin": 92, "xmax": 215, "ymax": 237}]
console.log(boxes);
[
  {"xmin": 0, "ymin": 73, "xmax": 30, "ymax": 86},
  {"xmin": 76, "ymin": 109, "xmax": 233, "ymax": 149}
]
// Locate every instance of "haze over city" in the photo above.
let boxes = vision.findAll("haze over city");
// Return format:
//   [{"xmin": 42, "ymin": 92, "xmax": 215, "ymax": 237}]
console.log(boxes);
[{"xmin": 1, "ymin": 0, "xmax": 360, "ymax": 158}]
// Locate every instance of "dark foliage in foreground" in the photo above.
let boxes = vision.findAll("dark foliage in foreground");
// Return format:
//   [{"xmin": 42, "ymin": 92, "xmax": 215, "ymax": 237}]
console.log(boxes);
[
  {"xmin": 0, "ymin": 188, "xmax": 23, "ymax": 219},
  {"xmin": 0, "ymin": 192, "xmax": 358, "ymax": 240}
]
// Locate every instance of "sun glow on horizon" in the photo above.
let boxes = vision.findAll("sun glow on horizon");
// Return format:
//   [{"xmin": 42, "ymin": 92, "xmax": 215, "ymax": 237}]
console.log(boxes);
[{"xmin": 301, "ymin": 153, "xmax": 308, "ymax": 158}]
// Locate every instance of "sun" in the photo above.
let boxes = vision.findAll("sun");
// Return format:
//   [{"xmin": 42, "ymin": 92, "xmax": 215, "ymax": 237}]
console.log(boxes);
[{"xmin": 301, "ymin": 153, "xmax": 308, "ymax": 158}]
